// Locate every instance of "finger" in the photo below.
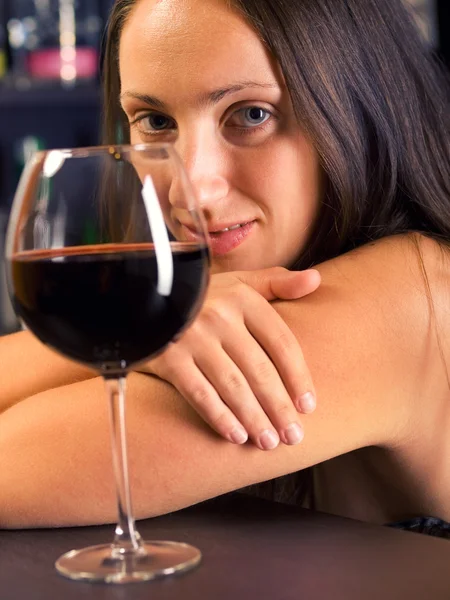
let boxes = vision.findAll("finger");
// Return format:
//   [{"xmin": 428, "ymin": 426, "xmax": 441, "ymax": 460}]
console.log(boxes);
[
  {"xmin": 221, "ymin": 329, "xmax": 305, "ymax": 446},
  {"xmin": 242, "ymin": 291, "xmax": 316, "ymax": 414},
  {"xmin": 195, "ymin": 341, "xmax": 287, "ymax": 450},
  {"xmin": 269, "ymin": 269, "xmax": 321, "ymax": 300},
  {"xmin": 234, "ymin": 267, "xmax": 321, "ymax": 301},
  {"xmin": 161, "ymin": 354, "xmax": 250, "ymax": 445}
]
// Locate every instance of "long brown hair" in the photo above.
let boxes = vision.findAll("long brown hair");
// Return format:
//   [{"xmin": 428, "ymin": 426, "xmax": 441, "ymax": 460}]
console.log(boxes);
[{"xmin": 102, "ymin": 0, "xmax": 450, "ymax": 269}]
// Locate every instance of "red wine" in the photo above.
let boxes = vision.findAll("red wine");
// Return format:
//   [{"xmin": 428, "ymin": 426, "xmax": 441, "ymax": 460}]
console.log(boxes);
[{"xmin": 10, "ymin": 243, "xmax": 209, "ymax": 374}]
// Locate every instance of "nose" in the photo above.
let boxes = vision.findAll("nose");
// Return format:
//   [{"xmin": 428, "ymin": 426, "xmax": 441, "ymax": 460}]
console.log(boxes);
[
  {"xmin": 173, "ymin": 130, "xmax": 230, "ymax": 210},
  {"xmin": 191, "ymin": 175, "xmax": 229, "ymax": 207}
]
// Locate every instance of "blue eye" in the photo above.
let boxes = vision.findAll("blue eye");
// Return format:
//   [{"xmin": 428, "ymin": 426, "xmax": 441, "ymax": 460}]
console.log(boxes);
[
  {"xmin": 228, "ymin": 106, "xmax": 272, "ymax": 128},
  {"xmin": 244, "ymin": 107, "xmax": 269, "ymax": 125},
  {"xmin": 227, "ymin": 106, "xmax": 272, "ymax": 129}
]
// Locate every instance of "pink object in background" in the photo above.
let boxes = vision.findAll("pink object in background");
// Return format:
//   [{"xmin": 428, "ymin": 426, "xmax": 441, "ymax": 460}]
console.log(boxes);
[{"xmin": 26, "ymin": 47, "xmax": 98, "ymax": 80}]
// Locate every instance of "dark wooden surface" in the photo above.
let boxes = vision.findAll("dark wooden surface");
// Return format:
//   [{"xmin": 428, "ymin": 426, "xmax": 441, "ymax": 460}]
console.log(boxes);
[{"xmin": 1, "ymin": 493, "xmax": 449, "ymax": 600}]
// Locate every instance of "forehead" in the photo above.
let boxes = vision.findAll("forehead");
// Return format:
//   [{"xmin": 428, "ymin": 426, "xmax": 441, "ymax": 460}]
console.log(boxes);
[{"xmin": 119, "ymin": 0, "xmax": 282, "ymax": 93}]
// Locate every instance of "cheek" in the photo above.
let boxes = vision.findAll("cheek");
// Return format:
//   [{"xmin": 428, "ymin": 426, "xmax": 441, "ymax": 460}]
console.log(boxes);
[
  {"xmin": 234, "ymin": 137, "xmax": 321, "ymax": 219},
  {"xmin": 241, "ymin": 139, "xmax": 321, "ymax": 266}
]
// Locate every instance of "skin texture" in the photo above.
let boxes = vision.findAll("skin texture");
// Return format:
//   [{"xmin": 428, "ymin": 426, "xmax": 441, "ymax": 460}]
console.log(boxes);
[
  {"xmin": 119, "ymin": 0, "xmax": 322, "ymax": 274},
  {"xmin": 119, "ymin": 0, "xmax": 323, "ymax": 443},
  {"xmin": 0, "ymin": 235, "xmax": 449, "ymax": 528},
  {"xmin": 0, "ymin": 0, "xmax": 449, "ymax": 529},
  {"xmin": 141, "ymin": 268, "xmax": 321, "ymax": 450}
]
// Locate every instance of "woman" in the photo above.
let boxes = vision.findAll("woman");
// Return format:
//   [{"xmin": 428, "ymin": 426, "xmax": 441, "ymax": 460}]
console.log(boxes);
[{"xmin": 0, "ymin": 0, "xmax": 449, "ymax": 532}]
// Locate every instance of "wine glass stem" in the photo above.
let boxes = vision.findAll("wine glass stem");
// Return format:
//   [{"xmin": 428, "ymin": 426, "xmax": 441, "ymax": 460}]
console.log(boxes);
[{"xmin": 105, "ymin": 376, "xmax": 144, "ymax": 556}]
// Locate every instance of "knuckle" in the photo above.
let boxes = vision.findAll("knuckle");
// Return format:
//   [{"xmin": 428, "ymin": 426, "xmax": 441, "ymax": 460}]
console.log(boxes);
[
  {"xmin": 252, "ymin": 359, "xmax": 276, "ymax": 383},
  {"xmin": 222, "ymin": 371, "xmax": 245, "ymax": 391},
  {"xmin": 153, "ymin": 350, "xmax": 187, "ymax": 380},
  {"xmin": 176, "ymin": 319, "xmax": 206, "ymax": 342},
  {"xmin": 273, "ymin": 331, "xmax": 298, "ymax": 355},
  {"xmin": 203, "ymin": 304, "xmax": 232, "ymax": 328},
  {"xmin": 189, "ymin": 385, "xmax": 213, "ymax": 410},
  {"xmin": 263, "ymin": 266, "xmax": 286, "ymax": 279}
]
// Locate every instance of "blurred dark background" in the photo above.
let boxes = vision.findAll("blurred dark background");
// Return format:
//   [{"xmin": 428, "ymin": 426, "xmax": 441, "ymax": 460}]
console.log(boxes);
[
  {"xmin": 0, "ymin": 0, "xmax": 115, "ymax": 210},
  {"xmin": 0, "ymin": 0, "xmax": 115, "ymax": 332},
  {"xmin": 0, "ymin": 0, "xmax": 448, "ymax": 334}
]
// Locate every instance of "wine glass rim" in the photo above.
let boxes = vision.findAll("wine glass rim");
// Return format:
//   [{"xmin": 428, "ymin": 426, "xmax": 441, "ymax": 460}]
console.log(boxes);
[{"xmin": 32, "ymin": 142, "xmax": 175, "ymax": 161}]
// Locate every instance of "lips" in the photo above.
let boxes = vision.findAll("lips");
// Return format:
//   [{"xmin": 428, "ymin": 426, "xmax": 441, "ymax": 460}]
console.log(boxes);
[
  {"xmin": 207, "ymin": 221, "xmax": 255, "ymax": 255},
  {"xmin": 179, "ymin": 220, "xmax": 255, "ymax": 256}
]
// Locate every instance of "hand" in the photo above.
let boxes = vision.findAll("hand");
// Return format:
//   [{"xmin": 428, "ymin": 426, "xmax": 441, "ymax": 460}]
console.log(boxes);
[{"xmin": 138, "ymin": 267, "xmax": 320, "ymax": 450}]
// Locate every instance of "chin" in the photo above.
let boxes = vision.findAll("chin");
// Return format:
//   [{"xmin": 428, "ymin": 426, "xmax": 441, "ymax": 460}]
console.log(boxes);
[
  {"xmin": 210, "ymin": 257, "xmax": 237, "ymax": 275},
  {"xmin": 210, "ymin": 254, "xmax": 274, "ymax": 275}
]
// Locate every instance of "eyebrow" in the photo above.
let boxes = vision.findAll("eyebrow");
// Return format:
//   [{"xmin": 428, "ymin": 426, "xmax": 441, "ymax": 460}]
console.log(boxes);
[{"xmin": 120, "ymin": 81, "xmax": 279, "ymax": 111}]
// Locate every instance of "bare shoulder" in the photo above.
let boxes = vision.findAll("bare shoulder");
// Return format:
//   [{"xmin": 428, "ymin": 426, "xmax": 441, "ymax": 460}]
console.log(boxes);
[
  {"xmin": 286, "ymin": 233, "xmax": 449, "ymax": 322},
  {"xmin": 275, "ymin": 233, "xmax": 450, "ymax": 436},
  {"xmin": 277, "ymin": 233, "xmax": 450, "ymax": 354},
  {"xmin": 326, "ymin": 233, "xmax": 450, "ymax": 295}
]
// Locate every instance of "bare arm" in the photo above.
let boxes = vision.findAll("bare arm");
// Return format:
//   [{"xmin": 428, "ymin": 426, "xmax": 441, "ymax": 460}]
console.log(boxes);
[
  {"xmin": 0, "ymin": 268, "xmax": 319, "ymax": 433},
  {"xmin": 0, "ymin": 331, "xmax": 96, "ymax": 414},
  {"xmin": 0, "ymin": 234, "xmax": 447, "ymax": 528}
]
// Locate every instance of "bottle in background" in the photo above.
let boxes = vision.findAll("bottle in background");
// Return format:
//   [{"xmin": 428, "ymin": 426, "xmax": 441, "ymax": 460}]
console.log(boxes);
[
  {"xmin": 7, "ymin": 0, "xmax": 103, "ymax": 88},
  {"xmin": 7, "ymin": 0, "xmax": 35, "ymax": 86}
]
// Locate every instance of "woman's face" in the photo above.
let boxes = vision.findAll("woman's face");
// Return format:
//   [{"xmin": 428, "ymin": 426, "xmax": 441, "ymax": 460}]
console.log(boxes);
[{"xmin": 119, "ymin": 0, "xmax": 322, "ymax": 273}]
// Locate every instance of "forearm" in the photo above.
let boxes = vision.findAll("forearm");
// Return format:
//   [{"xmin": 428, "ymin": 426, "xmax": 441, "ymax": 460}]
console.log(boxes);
[
  {"xmin": 0, "ymin": 236, "xmax": 444, "ymax": 529},
  {"xmin": 0, "ymin": 300, "xmax": 402, "ymax": 531},
  {"xmin": 0, "ymin": 373, "xmax": 232, "ymax": 529},
  {"xmin": 0, "ymin": 331, "xmax": 96, "ymax": 414}
]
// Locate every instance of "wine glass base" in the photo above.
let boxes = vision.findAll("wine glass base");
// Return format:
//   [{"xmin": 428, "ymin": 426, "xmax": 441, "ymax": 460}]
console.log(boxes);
[{"xmin": 55, "ymin": 541, "xmax": 202, "ymax": 584}]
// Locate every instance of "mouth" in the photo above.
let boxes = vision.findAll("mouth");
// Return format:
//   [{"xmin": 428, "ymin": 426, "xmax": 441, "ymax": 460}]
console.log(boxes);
[
  {"xmin": 179, "ymin": 220, "xmax": 256, "ymax": 256},
  {"xmin": 209, "ymin": 222, "xmax": 249, "ymax": 234}
]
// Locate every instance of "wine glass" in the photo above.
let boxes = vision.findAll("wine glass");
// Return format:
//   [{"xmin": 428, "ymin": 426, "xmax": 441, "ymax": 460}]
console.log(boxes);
[{"xmin": 5, "ymin": 144, "xmax": 210, "ymax": 583}]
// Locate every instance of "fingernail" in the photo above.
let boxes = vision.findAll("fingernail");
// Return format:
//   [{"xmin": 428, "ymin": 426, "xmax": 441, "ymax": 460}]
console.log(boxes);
[
  {"xmin": 229, "ymin": 426, "xmax": 248, "ymax": 445},
  {"xmin": 259, "ymin": 429, "xmax": 279, "ymax": 450},
  {"xmin": 284, "ymin": 423, "xmax": 304, "ymax": 445},
  {"xmin": 297, "ymin": 392, "xmax": 316, "ymax": 413}
]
